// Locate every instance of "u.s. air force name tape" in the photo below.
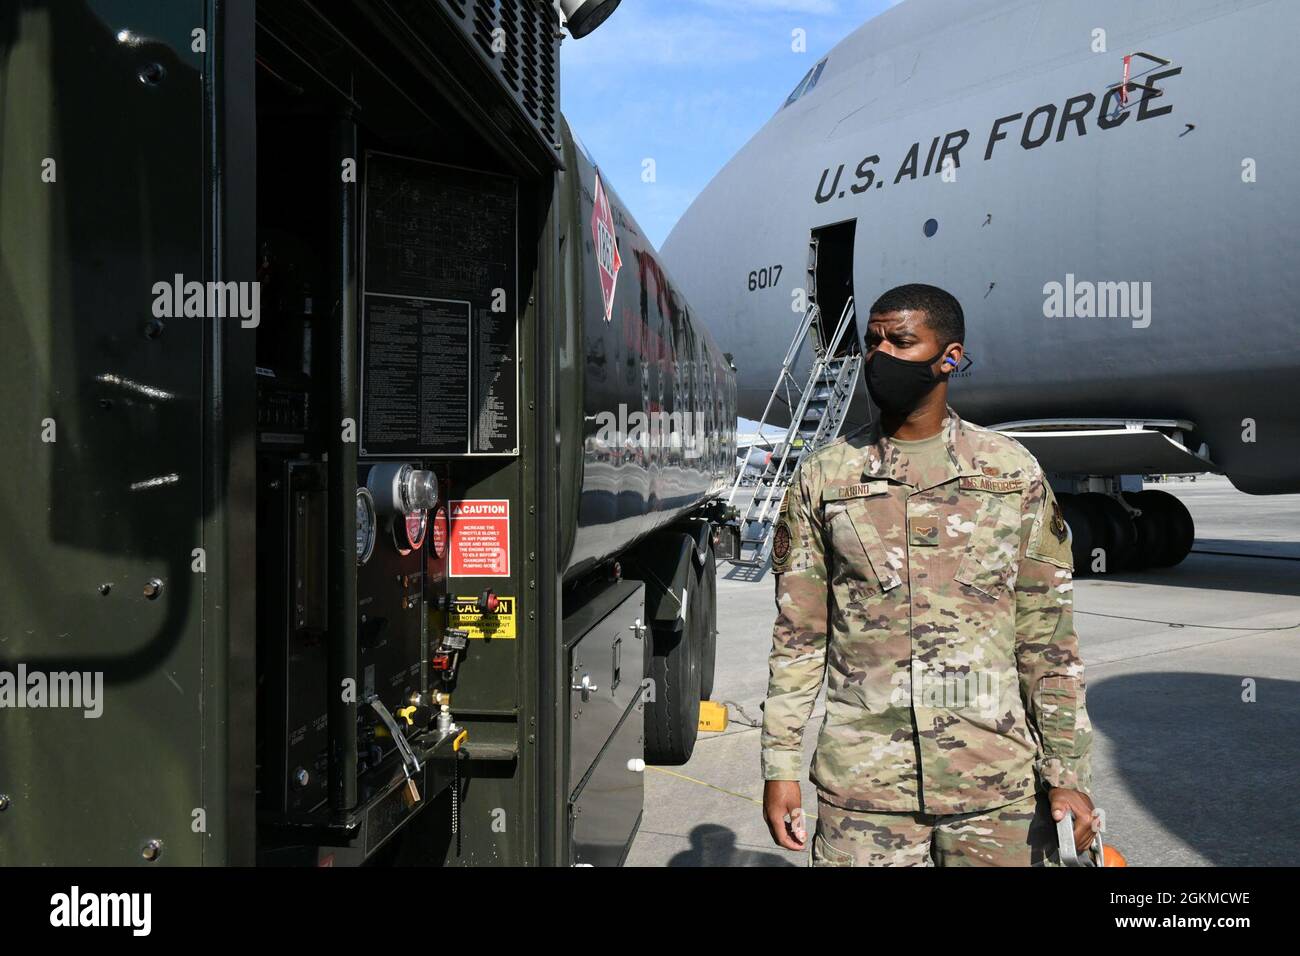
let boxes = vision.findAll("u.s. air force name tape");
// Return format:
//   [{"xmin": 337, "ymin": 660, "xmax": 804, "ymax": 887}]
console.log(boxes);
[{"xmin": 958, "ymin": 476, "xmax": 1028, "ymax": 493}]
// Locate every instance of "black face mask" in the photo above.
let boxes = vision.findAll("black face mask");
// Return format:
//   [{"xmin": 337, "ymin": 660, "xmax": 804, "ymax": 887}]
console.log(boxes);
[{"xmin": 865, "ymin": 347, "xmax": 950, "ymax": 416}]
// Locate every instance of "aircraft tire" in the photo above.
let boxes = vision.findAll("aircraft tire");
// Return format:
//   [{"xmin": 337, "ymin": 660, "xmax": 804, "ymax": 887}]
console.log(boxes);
[
  {"xmin": 1056, "ymin": 493, "xmax": 1095, "ymax": 575},
  {"xmin": 1077, "ymin": 493, "xmax": 1137, "ymax": 574},
  {"xmin": 1122, "ymin": 491, "xmax": 1169, "ymax": 569},
  {"xmin": 644, "ymin": 572, "xmax": 702, "ymax": 767},
  {"xmin": 1135, "ymin": 490, "xmax": 1196, "ymax": 567}
]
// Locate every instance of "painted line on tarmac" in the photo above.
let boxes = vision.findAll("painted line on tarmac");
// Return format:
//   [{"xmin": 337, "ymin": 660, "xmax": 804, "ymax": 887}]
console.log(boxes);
[{"xmin": 647, "ymin": 765, "xmax": 819, "ymax": 822}]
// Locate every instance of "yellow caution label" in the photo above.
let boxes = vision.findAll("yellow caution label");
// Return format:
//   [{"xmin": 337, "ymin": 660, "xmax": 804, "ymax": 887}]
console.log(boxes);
[{"xmin": 449, "ymin": 595, "xmax": 517, "ymax": 640}]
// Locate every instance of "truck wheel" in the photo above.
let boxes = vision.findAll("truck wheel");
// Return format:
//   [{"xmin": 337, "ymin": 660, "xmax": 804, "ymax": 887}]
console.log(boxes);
[
  {"xmin": 697, "ymin": 543, "xmax": 717, "ymax": 701},
  {"xmin": 644, "ymin": 576, "xmax": 702, "ymax": 766}
]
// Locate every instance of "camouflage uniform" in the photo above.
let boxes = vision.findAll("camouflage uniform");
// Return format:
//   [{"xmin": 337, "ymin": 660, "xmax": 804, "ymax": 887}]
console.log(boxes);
[
  {"xmin": 762, "ymin": 408, "xmax": 1091, "ymax": 864},
  {"xmin": 810, "ymin": 794, "xmax": 1060, "ymax": 867}
]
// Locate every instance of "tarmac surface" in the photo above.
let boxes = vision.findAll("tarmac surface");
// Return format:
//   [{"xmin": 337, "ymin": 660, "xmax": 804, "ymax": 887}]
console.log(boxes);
[{"xmin": 626, "ymin": 476, "xmax": 1300, "ymax": 866}]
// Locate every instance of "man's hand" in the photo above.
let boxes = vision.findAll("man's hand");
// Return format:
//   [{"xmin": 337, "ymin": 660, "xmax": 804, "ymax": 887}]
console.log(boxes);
[
  {"xmin": 763, "ymin": 780, "xmax": 807, "ymax": 850},
  {"xmin": 1049, "ymin": 787, "xmax": 1099, "ymax": 853}
]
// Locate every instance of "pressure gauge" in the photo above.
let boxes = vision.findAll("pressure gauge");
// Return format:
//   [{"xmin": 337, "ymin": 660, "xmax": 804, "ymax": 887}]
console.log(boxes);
[
  {"xmin": 429, "ymin": 504, "xmax": 448, "ymax": 559},
  {"xmin": 394, "ymin": 509, "xmax": 428, "ymax": 555},
  {"xmin": 404, "ymin": 468, "xmax": 438, "ymax": 513},
  {"xmin": 366, "ymin": 463, "xmax": 438, "ymax": 515},
  {"xmin": 356, "ymin": 487, "xmax": 377, "ymax": 565}
]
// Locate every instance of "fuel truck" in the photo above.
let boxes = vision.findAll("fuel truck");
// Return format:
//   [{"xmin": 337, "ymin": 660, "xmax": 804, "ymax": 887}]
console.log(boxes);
[{"xmin": 0, "ymin": 0, "xmax": 737, "ymax": 867}]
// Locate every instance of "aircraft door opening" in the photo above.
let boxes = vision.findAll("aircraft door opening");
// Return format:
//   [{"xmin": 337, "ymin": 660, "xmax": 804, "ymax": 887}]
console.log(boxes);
[{"xmin": 808, "ymin": 220, "xmax": 859, "ymax": 357}]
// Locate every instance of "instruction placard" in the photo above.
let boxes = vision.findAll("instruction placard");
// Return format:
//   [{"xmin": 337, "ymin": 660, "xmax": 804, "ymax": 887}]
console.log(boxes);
[
  {"xmin": 448, "ymin": 499, "xmax": 511, "ymax": 577},
  {"xmin": 363, "ymin": 152, "xmax": 519, "ymax": 456},
  {"xmin": 448, "ymin": 595, "xmax": 517, "ymax": 640}
]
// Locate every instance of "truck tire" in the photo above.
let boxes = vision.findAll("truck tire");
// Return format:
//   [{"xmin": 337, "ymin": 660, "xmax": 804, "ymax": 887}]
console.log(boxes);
[
  {"xmin": 696, "ymin": 543, "xmax": 717, "ymax": 701},
  {"xmin": 644, "ymin": 577, "xmax": 701, "ymax": 766}
]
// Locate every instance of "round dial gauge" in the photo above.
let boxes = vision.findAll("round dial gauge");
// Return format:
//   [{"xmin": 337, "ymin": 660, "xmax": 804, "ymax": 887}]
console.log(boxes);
[
  {"xmin": 429, "ymin": 504, "xmax": 448, "ymax": 559},
  {"xmin": 355, "ymin": 487, "xmax": 377, "ymax": 565},
  {"xmin": 394, "ymin": 510, "xmax": 428, "ymax": 555}
]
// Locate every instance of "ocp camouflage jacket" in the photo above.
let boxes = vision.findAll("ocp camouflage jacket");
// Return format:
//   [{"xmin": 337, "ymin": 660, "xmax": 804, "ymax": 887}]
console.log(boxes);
[{"xmin": 761, "ymin": 409, "xmax": 1091, "ymax": 814}]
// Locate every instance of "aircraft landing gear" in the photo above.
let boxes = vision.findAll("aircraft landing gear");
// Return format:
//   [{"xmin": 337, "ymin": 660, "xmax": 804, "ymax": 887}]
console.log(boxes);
[
  {"xmin": 1057, "ymin": 489, "xmax": 1194, "ymax": 575},
  {"xmin": 1057, "ymin": 493, "xmax": 1095, "ymax": 573},
  {"xmin": 1123, "ymin": 490, "xmax": 1195, "ymax": 568}
]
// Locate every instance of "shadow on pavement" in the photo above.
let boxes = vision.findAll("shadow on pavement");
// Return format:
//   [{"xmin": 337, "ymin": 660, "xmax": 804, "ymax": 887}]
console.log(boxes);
[
  {"xmin": 1090, "ymin": 672, "xmax": 1300, "ymax": 865},
  {"xmin": 665, "ymin": 824, "xmax": 800, "ymax": 867},
  {"xmin": 1078, "ymin": 551, "xmax": 1300, "ymax": 599}
]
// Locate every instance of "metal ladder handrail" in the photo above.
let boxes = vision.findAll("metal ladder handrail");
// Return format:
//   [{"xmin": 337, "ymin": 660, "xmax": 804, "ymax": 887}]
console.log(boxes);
[
  {"xmin": 760, "ymin": 298, "xmax": 856, "ymax": 513},
  {"xmin": 727, "ymin": 296, "xmax": 861, "ymax": 566},
  {"xmin": 726, "ymin": 303, "xmax": 819, "ymax": 508}
]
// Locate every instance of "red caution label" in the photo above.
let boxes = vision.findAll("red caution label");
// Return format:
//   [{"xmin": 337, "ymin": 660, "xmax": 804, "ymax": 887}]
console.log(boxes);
[{"xmin": 448, "ymin": 499, "xmax": 511, "ymax": 577}]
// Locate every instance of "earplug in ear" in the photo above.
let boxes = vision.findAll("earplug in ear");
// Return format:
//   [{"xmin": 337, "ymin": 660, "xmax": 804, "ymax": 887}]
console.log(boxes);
[{"xmin": 944, "ymin": 357, "xmax": 959, "ymax": 368}]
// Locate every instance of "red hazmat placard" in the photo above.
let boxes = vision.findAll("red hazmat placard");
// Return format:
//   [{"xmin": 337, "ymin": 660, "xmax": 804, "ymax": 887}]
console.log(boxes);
[
  {"xmin": 448, "ymin": 499, "xmax": 510, "ymax": 577},
  {"xmin": 591, "ymin": 171, "xmax": 622, "ymax": 324}
]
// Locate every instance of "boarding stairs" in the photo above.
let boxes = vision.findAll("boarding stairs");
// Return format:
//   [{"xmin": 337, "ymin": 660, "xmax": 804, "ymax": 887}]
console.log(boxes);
[{"xmin": 726, "ymin": 295, "xmax": 862, "ymax": 567}]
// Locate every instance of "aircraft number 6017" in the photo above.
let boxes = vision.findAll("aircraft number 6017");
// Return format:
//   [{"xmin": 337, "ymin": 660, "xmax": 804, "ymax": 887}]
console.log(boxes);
[{"xmin": 748, "ymin": 265, "xmax": 782, "ymax": 291}]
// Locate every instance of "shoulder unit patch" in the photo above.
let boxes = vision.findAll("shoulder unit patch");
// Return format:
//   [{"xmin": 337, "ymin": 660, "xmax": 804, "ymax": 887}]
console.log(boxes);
[
  {"xmin": 1050, "ymin": 500, "xmax": 1069, "ymax": 543},
  {"xmin": 771, "ymin": 521, "xmax": 792, "ymax": 570}
]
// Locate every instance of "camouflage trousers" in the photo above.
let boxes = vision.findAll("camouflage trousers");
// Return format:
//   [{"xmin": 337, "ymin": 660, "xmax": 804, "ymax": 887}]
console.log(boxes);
[{"xmin": 811, "ymin": 792, "xmax": 1060, "ymax": 867}]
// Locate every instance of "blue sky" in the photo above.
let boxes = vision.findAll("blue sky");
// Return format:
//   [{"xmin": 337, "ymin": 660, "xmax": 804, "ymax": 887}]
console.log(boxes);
[{"xmin": 561, "ymin": 0, "xmax": 900, "ymax": 248}]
